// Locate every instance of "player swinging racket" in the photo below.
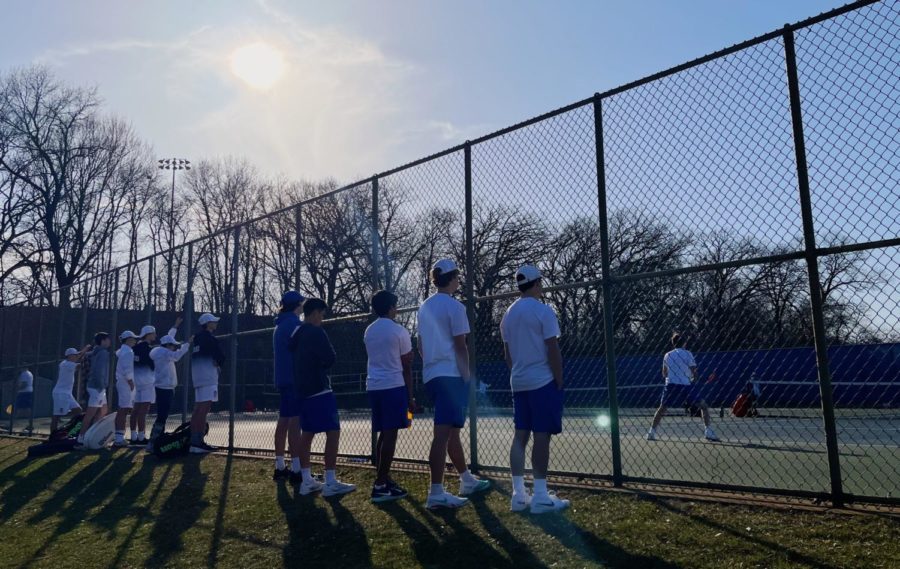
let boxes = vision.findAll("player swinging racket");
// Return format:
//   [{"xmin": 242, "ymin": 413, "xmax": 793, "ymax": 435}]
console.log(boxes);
[
  {"xmin": 501, "ymin": 265, "xmax": 570, "ymax": 514},
  {"xmin": 417, "ymin": 259, "xmax": 490, "ymax": 510},
  {"xmin": 647, "ymin": 332, "xmax": 720, "ymax": 442}
]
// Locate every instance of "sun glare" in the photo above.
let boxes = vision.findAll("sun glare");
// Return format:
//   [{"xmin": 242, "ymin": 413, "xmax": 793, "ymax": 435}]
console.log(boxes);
[{"xmin": 230, "ymin": 42, "xmax": 286, "ymax": 90}]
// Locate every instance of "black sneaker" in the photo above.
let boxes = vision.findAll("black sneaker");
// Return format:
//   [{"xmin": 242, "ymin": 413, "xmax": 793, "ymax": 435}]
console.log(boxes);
[
  {"xmin": 371, "ymin": 481, "xmax": 408, "ymax": 503},
  {"xmin": 129, "ymin": 439, "xmax": 145, "ymax": 446},
  {"xmin": 273, "ymin": 468, "xmax": 290, "ymax": 482},
  {"xmin": 289, "ymin": 471, "xmax": 302, "ymax": 486},
  {"xmin": 200, "ymin": 441, "xmax": 219, "ymax": 452}
]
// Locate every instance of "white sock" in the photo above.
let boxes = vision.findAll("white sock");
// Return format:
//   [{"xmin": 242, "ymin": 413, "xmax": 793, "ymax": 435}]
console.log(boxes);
[
  {"xmin": 301, "ymin": 468, "xmax": 313, "ymax": 483},
  {"xmin": 77, "ymin": 434, "xmax": 84, "ymax": 444},
  {"xmin": 291, "ymin": 457, "xmax": 301, "ymax": 473},
  {"xmin": 114, "ymin": 431, "xmax": 125, "ymax": 443},
  {"xmin": 275, "ymin": 456, "xmax": 285, "ymax": 470},
  {"xmin": 512, "ymin": 475, "xmax": 527, "ymax": 494},
  {"xmin": 138, "ymin": 432, "xmax": 146, "ymax": 441},
  {"xmin": 533, "ymin": 478, "xmax": 549, "ymax": 497},
  {"xmin": 430, "ymin": 483, "xmax": 445, "ymax": 496},
  {"xmin": 130, "ymin": 431, "xmax": 138, "ymax": 441},
  {"xmin": 460, "ymin": 469, "xmax": 477, "ymax": 484},
  {"xmin": 325, "ymin": 469, "xmax": 337, "ymax": 484}
]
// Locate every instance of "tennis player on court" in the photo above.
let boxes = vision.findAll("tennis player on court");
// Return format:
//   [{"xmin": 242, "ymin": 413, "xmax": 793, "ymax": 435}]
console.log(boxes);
[
  {"xmin": 647, "ymin": 332, "xmax": 720, "ymax": 442},
  {"xmin": 417, "ymin": 259, "xmax": 490, "ymax": 509},
  {"xmin": 501, "ymin": 265, "xmax": 570, "ymax": 514}
]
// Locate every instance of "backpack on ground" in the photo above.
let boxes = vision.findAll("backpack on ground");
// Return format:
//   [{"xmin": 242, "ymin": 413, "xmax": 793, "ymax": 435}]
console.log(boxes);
[
  {"xmin": 151, "ymin": 421, "xmax": 210, "ymax": 458},
  {"xmin": 49, "ymin": 413, "xmax": 85, "ymax": 441}
]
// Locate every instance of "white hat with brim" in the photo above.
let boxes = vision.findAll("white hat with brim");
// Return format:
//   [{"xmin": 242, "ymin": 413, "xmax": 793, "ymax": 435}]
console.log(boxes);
[
  {"xmin": 160, "ymin": 335, "xmax": 180, "ymax": 346},
  {"xmin": 119, "ymin": 330, "xmax": 138, "ymax": 341},
  {"xmin": 515, "ymin": 265, "xmax": 542, "ymax": 285},
  {"xmin": 432, "ymin": 259, "xmax": 458, "ymax": 275},
  {"xmin": 198, "ymin": 313, "xmax": 220, "ymax": 326},
  {"xmin": 139, "ymin": 325, "xmax": 156, "ymax": 338},
  {"xmin": 64, "ymin": 348, "xmax": 79, "ymax": 357}
]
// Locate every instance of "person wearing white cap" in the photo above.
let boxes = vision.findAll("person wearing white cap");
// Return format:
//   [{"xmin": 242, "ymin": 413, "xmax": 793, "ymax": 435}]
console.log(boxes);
[
  {"xmin": 148, "ymin": 325, "xmax": 191, "ymax": 447},
  {"xmin": 417, "ymin": 258, "xmax": 489, "ymax": 509},
  {"xmin": 500, "ymin": 265, "xmax": 570, "ymax": 514},
  {"xmin": 49, "ymin": 345, "xmax": 91, "ymax": 433},
  {"xmin": 189, "ymin": 313, "xmax": 224, "ymax": 454},
  {"xmin": 112, "ymin": 331, "xmax": 139, "ymax": 448},
  {"xmin": 130, "ymin": 317, "xmax": 181, "ymax": 445}
]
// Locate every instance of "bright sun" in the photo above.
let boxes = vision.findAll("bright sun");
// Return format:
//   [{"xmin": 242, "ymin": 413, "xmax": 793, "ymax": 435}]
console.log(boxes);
[{"xmin": 230, "ymin": 42, "xmax": 286, "ymax": 90}]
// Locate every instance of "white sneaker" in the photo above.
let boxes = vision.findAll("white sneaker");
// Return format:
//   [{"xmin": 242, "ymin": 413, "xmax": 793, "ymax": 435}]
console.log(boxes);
[
  {"xmin": 299, "ymin": 478, "xmax": 324, "ymax": 496},
  {"xmin": 510, "ymin": 492, "xmax": 532, "ymax": 512},
  {"xmin": 459, "ymin": 477, "xmax": 491, "ymax": 496},
  {"xmin": 189, "ymin": 445, "xmax": 211, "ymax": 454},
  {"xmin": 705, "ymin": 427, "xmax": 720, "ymax": 442},
  {"xmin": 426, "ymin": 491, "xmax": 469, "ymax": 510},
  {"xmin": 323, "ymin": 480, "xmax": 357, "ymax": 497},
  {"xmin": 112, "ymin": 439, "xmax": 128, "ymax": 448},
  {"xmin": 530, "ymin": 492, "xmax": 570, "ymax": 514},
  {"xmin": 646, "ymin": 428, "xmax": 657, "ymax": 441}
]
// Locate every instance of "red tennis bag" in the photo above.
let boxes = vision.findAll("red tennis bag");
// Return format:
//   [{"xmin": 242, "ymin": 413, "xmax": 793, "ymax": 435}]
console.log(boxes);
[{"xmin": 731, "ymin": 393, "xmax": 751, "ymax": 418}]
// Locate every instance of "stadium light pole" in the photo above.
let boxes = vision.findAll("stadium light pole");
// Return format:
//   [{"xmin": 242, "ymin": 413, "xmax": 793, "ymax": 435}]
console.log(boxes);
[{"xmin": 157, "ymin": 158, "xmax": 191, "ymax": 313}]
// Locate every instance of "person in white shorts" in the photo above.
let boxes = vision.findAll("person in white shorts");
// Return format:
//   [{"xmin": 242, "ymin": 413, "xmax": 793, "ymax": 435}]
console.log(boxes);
[
  {"xmin": 50, "ymin": 346, "xmax": 91, "ymax": 433},
  {"xmin": 189, "ymin": 313, "xmax": 225, "ymax": 454},
  {"xmin": 148, "ymin": 329, "xmax": 191, "ymax": 447},
  {"xmin": 77, "ymin": 332, "xmax": 113, "ymax": 447},
  {"xmin": 113, "ymin": 330, "xmax": 138, "ymax": 448},
  {"xmin": 131, "ymin": 318, "xmax": 180, "ymax": 445}
]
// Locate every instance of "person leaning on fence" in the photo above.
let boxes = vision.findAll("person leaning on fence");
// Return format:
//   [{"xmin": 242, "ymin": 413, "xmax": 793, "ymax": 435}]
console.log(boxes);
[
  {"xmin": 290, "ymin": 298, "xmax": 356, "ymax": 497},
  {"xmin": 113, "ymin": 330, "xmax": 139, "ymax": 448},
  {"xmin": 14, "ymin": 368, "xmax": 34, "ymax": 421},
  {"xmin": 272, "ymin": 290, "xmax": 305, "ymax": 484},
  {"xmin": 647, "ymin": 332, "xmax": 720, "ymax": 442},
  {"xmin": 131, "ymin": 324, "xmax": 161, "ymax": 445},
  {"xmin": 365, "ymin": 290, "xmax": 415, "ymax": 503},
  {"xmin": 76, "ymin": 332, "xmax": 112, "ymax": 447},
  {"xmin": 189, "ymin": 313, "xmax": 225, "ymax": 454},
  {"xmin": 148, "ymin": 321, "xmax": 190, "ymax": 449},
  {"xmin": 417, "ymin": 258, "xmax": 490, "ymax": 510},
  {"xmin": 50, "ymin": 346, "xmax": 91, "ymax": 433},
  {"xmin": 501, "ymin": 265, "xmax": 570, "ymax": 514}
]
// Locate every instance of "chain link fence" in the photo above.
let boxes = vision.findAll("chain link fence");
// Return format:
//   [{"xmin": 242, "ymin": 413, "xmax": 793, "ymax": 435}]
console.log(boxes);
[{"xmin": 1, "ymin": 0, "xmax": 897, "ymax": 507}]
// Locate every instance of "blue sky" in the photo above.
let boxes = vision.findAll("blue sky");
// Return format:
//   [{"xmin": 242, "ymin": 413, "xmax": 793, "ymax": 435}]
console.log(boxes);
[{"xmin": 1, "ymin": 0, "xmax": 848, "ymax": 181}]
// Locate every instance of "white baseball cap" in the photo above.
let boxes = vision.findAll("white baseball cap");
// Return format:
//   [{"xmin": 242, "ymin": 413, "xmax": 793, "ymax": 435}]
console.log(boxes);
[
  {"xmin": 198, "ymin": 313, "xmax": 220, "ymax": 326},
  {"xmin": 64, "ymin": 348, "xmax": 79, "ymax": 357},
  {"xmin": 139, "ymin": 325, "xmax": 156, "ymax": 338},
  {"xmin": 160, "ymin": 334, "xmax": 180, "ymax": 346},
  {"xmin": 432, "ymin": 259, "xmax": 458, "ymax": 275},
  {"xmin": 515, "ymin": 265, "xmax": 542, "ymax": 285},
  {"xmin": 119, "ymin": 330, "xmax": 137, "ymax": 340}
]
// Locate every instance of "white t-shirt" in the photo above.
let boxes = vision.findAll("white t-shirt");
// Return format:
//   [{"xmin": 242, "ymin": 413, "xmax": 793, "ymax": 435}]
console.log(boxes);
[
  {"xmin": 55, "ymin": 360, "xmax": 78, "ymax": 394},
  {"xmin": 365, "ymin": 318, "xmax": 413, "ymax": 391},
  {"xmin": 664, "ymin": 348, "xmax": 696, "ymax": 385},
  {"xmin": 500, "ymin": 297, "xmax": 561, "ymax": 392},
  {"xmin": 115, "ymin": 345, "xmax": 135, "ymax": 382},
  {"xmin": 417, "ymin": 293, "xmax": 470, "ymax": 382},
  {"xmin": 150, "ymin": 343, "xmax": 190, "ymax": 390},
  {"xmin": 18, "ymin": 370, "xmax": 33, "ymax": 393}
]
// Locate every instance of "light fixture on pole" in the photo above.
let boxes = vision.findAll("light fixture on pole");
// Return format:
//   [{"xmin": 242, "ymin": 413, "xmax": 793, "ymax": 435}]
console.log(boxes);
[{"xmin": 157, "ymin": 158, "xmax": 191, "ymax": 311}]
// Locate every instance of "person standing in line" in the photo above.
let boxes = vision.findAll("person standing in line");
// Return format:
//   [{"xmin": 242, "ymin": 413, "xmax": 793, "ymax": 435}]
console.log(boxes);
[
  {"xmin": 417, "ymin": 259, "xmax": 490, "ymax": 510},
  {"xmin": 132, "ymin": 318, "xmax": 180, "ymax": 445},
  {"xmin": 189, "ymin": 313, "xmax": 225, "ymax": 454},
  {"xmin": 365, "ymin": 290, "xmax": 415, "ymax": 503},
  {"xmin": 272, "ymin": 291, "xmax": 305, "ymax": 484},
  {"xmin": 13, "ymin": 368, "xmax": 34, "ymax": 423},
  {"xmin": 647, "ymin": 332, "xmax": 720, "ymax": 442},
  {"xmin": 113, "ymin": 331, "xmax": 138, "ymax": 448},
  {"xmin": 76, "ymin": 332, "xmax": 112, "ymax": 447},
  {"xmin": 291, "ymin": 298, "xmax": 356, "ymax": 497},
  {"xmin": 148, "ymin": 328, "xmax": 190, "ymax": 448},
  {"xmin": 501, "ymin": 266, "xmax": 570, "ymax": 514},
  {"xmin": 50, "ymin": 346, "xmax": 91, "ymax": 433}
]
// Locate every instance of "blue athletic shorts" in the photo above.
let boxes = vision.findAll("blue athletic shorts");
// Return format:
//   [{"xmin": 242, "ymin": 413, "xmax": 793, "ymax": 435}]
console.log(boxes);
[
  {"xmin": 513, "ymin": 381, "xmax": 564, "ymax": 434},
  {"xmin": 425, "ymin": 376, "xmax": 468, "ymax": 428},
  {"xmin": 660, "ymin": 383, "xmax": 702, "ymax": 407},
  {"xmin": 300, "ymin": 392, "xmax": 340, "ymax": 433},
  {"xmin": 278, "ymin": 385, "xmax": 301, "ymax": 418},
  {"xmin": 369, "ymin": 386, "xmax": 409, "ymax": 432},
  {"xmin": 14, "ymin": 392, "xmax": 33, "ymax": 409}
]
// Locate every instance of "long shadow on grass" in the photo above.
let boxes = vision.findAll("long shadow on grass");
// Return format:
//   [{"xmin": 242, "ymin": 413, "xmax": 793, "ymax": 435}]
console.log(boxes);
[
  {"xmin": 469, "ymin": 490, "xmax": 547, "ymax": 567},
  {"xmin": 324, "ymin": 494, "xmax": 373, "ymax": 568},
  {"xmin": 147, "ymin": 456, "xmax": 210, "ymax": 568},
  {"xmin": 0, "ymin": 452, "xmax": 86, "ymax": 522},
  {"xmin": 277, "ymin": 483, "xmax": 361, "ymax": 567},
  {"xmin": 206, "ymin": 454, "xmax": 232, "ymax": 569},
  {"xmin": 652, "ymin": 497, "xmax": 839, "ymax": 569}
]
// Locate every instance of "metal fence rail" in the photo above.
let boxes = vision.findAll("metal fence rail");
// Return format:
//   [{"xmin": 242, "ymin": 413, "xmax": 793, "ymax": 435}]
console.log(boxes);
[{"xmin": 1, "ymin": 0, "xmax": 898, "ymax": 508}]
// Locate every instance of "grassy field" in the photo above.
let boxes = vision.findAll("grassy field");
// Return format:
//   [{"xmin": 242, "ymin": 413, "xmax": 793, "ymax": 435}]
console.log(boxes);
[{"xmin": 0, "ymin": 437, "xmax": 897, "ymax": 569}]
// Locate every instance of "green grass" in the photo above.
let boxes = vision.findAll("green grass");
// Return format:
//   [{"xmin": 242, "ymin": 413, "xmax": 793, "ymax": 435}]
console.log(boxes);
[{"xmin": 0, "ymin": 437, "xmax": 897, "ymax": 569}]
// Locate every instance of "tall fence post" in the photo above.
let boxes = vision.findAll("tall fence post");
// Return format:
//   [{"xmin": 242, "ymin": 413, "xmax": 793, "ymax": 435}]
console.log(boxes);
[
  {"xmin": 28, "ymin": 303, "xmax": 45, "ymax": 434},
  {"xmin": 145, "ymin": 257, "xmax": 155, "ymax": 325},
  {"xmin": 370, "ymin": 177, "xmax": 380, "ymax": 462},
  {"xmin": 10, "ymin": 320, "xmax": 23, "ymax": 434},
  {"xmin": 182, "ymin": 244, "xmax": 194, "ymax": 423},
  {"xmin": 108, "ymin": 270, "xmax": 120, "ymax": 415},
  {"xmin": 77, "ymin": 289, "xmax": 89, "ymax": 409},
  {"xmin": 464, "ymin": 141, "xmax": 479, "ymax": 472},
  {"xmin": 593, "ymin": 94, "xmax": 623, "ymax": 486},
  {"xmin": 228, "ymin": 228, "xmax": 240, "ymax": 452},
  {"xmin": 294, "ymin": 205, "xmax": 303, "ymax": 291},
  {"xmin": 783, "ymin": 27, "xmax": 844, "ymax": 507}
]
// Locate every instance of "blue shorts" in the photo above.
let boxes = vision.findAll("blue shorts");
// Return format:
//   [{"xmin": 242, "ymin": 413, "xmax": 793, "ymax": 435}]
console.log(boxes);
[
  {"xmin": 661, "ymin": 383, "xmax": 702, "ymax": 407},
  {"xmin": 369, "ymin": 386, "xmax": 409, "ymax": 432},
  {"xmin": 278, "ymin": 386, "xmax": 301, "ymax": 418},
  {"xmin": 513, "ymin": 381, "xmax": 564, "ymax": 434},
  {"xmin": 15, "ymin": 392, "xmax": 33, "ymax": 410},
  {"xmin": 425, "ymin": 376, "xmax": 468, "ymax": 428},
  {"xmin": 300, "ymin": 392, "xmax": 340, "ymax": 433}
]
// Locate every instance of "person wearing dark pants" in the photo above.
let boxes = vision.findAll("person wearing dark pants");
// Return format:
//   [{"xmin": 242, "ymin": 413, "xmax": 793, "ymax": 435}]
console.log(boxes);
[
  {"xmin": 189, "ymin": 313, "xmax": 225, "ymax": 454},
  {"xmin": 148, "ymin": 331, "xmax": 190, "ymax": 449},
  {"xmin": 272, "ymin": 291, "xmax": 305, "ymax": 483},
  {"xmin": 365, "ymin": 290, "xmax": 415, "ymax": 503}
]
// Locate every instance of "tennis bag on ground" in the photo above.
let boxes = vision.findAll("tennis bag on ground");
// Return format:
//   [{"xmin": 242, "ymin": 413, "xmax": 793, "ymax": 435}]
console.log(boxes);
[
  {"xmin": 151, "ymin": 422, "xmax": 210, "ymax": 458},
  {"xmin": 49, "ymin": 413, "xmax": 85, "ymax": 441},
  {"xmin": 732, "ymin": 393, "xmax": 751, "ymax": 417},
  {"xmin": 28, "ymin": 438, "xmax": 78, "ymax": 458}
]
